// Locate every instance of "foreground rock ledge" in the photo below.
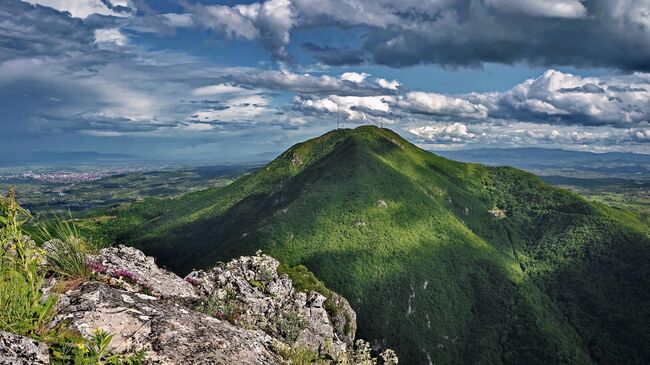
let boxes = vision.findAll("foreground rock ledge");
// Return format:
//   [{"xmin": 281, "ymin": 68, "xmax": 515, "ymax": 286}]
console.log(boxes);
[
  {"xmin": 47, "ymin": 245, "xmax": 357, "ymax": 364},
  {"xmin": 0, "ymin": 331, "xmax": 49, "ymax": 365}
]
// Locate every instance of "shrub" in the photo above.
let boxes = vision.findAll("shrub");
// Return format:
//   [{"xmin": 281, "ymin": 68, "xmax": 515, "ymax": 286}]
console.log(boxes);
[{"xmin": 277, "ymin": 311, "xmax": 306, "ymax": 344}]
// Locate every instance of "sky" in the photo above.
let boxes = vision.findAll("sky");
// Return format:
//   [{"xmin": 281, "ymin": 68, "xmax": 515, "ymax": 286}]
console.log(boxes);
[{"xmin": 1, "ymin": 0, "xmax": 649, "ymax": 161}]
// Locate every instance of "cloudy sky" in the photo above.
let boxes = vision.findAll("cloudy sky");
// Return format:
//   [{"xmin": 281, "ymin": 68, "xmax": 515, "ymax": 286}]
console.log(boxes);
[{"xmin": 1, "ymin": 0, "xmax": 649, "ymax": 160}]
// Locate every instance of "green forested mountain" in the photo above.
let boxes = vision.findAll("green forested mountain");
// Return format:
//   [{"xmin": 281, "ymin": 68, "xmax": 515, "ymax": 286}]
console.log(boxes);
[{"xmin": 95, "ymin": 126, "xmax": 650, "ymax": 364}]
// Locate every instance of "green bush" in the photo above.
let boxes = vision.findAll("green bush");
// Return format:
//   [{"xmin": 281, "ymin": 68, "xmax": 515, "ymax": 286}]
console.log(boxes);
[{"xmin": 277, "ymin": 311, "xmax": 306, "ymax": 344}]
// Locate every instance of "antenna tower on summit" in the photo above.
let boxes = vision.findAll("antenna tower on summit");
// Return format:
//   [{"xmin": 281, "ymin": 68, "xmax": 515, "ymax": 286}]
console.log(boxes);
[{"xmin": 337, "ymin": 104, "xmax": 340, "ymax": 129}]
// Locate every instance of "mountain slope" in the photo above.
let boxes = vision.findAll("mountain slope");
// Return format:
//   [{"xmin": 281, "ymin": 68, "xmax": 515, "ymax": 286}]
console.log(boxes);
[{"xmin": 96, "ymin": 126, "xmax": 650, "ymax": 364}]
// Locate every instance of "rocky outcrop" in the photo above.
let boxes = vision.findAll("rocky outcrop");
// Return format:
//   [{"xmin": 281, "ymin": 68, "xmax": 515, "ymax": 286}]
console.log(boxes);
[
  {"xmin": 52, "ymin": 282, "xmax": 281, "ymax": 365},
  {"xmin": 0, "ymin": 331, "xmax": 49, "ymax": 365},
  {"xmin": 186, "ymin": 251, "xmax": 356, "ymax": 355},
  {"xmin": 47, "ymin": 245, "xmax": 357, "ymax": 364},
  {"xmin": 87, "ymin": 245, "xmax": 198, "ymax": 300}
]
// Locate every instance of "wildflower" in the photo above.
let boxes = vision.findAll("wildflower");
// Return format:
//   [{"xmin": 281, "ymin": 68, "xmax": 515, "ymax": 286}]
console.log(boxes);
[
  {"xmin": 214, "ymin": 309, "xmax": 226, "ymax": 320},
  {"xmin": 111, "ymin": 268, "xmax": 136, "ymax": 284},
  {"xmin": 184, "ymin": 276, "xmax": 201, "ymax": 286},
  {"xmin": 77, "ymin": 343, "xmax": 86, "ymax": 351},
  {"xmin": 93, "ymin": 327, "xmax": 103, "ymax": 335},
  {"xmin": 87, "ymin": 259, "xmax": 108, "ymax": 274}
]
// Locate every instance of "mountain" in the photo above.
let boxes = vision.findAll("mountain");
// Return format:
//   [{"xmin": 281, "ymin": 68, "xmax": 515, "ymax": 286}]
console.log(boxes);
[
  {"xmin": 433, "ymin": 147, "xmax": 650, "ymax": 180},
  {"xmin": 95, "ymin": 126, "xmax": 650, "ymax": 364}
]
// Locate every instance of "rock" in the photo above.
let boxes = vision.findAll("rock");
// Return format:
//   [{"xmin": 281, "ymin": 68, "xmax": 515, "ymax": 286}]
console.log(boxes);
[
  {"xmin": 0, "ymin": 331, "xmax": 49, "ymax": 365},
  {"xmin": 52, "ymin": 282, "xmax": 281, "ymax": 365},
  {"xmin": 44, "ymin": 245, "xmax": 360, "ymax": 363},
  {"xmin": 88, "ymin": 245, "xmax": 198, "ymax": 300},
  {"xmin": 327, "ymin": 291, "xmax": 357, "ymax": 346},
  {"xmin": 377, "ymin": 200, "xmax": 388, "ymax": 208},
  {"xmin": 186, "ymin": 252, "xmax": 356, "ymax": 355},
  {"xmin": 291, "ymin": 153, "xmax": 303, "ymax": 166},
  {"xmin": 488, "ymin": 208, "xmax": 507, "ymax": 218}
]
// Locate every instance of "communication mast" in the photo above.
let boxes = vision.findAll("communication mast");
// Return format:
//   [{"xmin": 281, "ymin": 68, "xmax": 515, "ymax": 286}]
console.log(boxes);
[{"xmin": 337, "ymin": 104, "xmax": 340, "ymax": 129}]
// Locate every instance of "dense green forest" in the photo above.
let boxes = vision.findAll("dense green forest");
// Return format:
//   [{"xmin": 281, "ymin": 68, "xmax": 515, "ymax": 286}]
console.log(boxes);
[{"xmin": 90, "ymin": 126, "xmax": 650, "ymax": 364}]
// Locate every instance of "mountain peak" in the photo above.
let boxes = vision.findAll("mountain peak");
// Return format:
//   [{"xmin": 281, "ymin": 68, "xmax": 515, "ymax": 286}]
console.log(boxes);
[{"xmin": 97, "ymin": 128, "xmax": 650, "ymax": 364}]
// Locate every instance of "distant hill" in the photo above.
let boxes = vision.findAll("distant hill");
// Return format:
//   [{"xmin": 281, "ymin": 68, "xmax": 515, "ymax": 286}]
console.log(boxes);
[
  {"xmin": 0, "ymin": 151, "xmax": 137, "ymax": 166},
  {"xmin": 94, "ymin": 126, "xmax": 650, "ymax": 364},
  {"xmin": 434, "ymin": 147, "xmax": 650, "ymax": 179}
]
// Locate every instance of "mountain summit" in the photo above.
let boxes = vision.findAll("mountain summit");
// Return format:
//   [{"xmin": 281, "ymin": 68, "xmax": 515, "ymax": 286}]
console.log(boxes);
[{"xmin": 100, "ymin": 126, "xmax": 650, "ymax": 364}]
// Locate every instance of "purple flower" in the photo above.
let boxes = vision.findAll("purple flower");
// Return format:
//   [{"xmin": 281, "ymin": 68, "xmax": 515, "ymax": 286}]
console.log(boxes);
[
  {"xmin": 87, "ymin": 259, "xmax": 107, "ymax": 274},
  {"xmin": 214, "ymin": 309, "xmax": 225, "ymax": 320},
  {"xmin": 112, "ymin": 268, "xmax": 137, "ymax": 283},
  {"xmin": 184, "ymin": 276, "xmax": 201, "ymax": 287}
]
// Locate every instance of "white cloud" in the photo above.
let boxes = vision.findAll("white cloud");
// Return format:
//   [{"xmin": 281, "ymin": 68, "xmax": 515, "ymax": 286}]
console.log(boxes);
[
  {"xmin": 226, "ymin": 69, "xmax": 388, "ymax": 96},
  {"xmin": 340, "ymin": 72, "xmax": 368, "ymax": 83},
  {"xmin": 474, "ymin": 70, "xmax": 650, "ymax": 126},
  {"xmin": 409, "ymin": 123, "xmax": 476, "ymax": 142},
  {"xmin": 193, "ymin": 84, "xmax": 251, "ymax": 96},
  {"xmin": 191, "ymin": 0, "xmax": 295, "ymax": 59},
  {"xmin": 395, "ymin": 92, "xmax": 488, "ymax": 119},
  {"xmin": 376, "ymin": 78, "xmax": 400, "ymax": 90},
  {"xmin": 24, "ymin": 0, "xmax": 133, "ymax": 18},
  {"xmin": 294, "ymin": 95, "xmax": 391, "ymax": 121},
  {"xmin": 94, "ymin": 28, "xmax": 128, "ymax": 47},
  {"xmin": 484, "ymin": 0, "xmax": 587, "ymax": 19}
]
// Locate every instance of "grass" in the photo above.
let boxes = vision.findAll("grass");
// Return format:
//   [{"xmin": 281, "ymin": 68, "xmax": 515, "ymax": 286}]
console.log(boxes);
[
  {"xmin": 0, "ymin": 187, "xmax": 56, "ymax": 337},
  {"xmin": 91, "ymin": 126, "xmax": 650, "ymax": 364}
]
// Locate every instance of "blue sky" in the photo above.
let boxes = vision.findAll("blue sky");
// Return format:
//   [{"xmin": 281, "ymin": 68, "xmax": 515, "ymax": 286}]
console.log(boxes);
[{"xmin": 1, "ymin": 0, "xmax": 649, "ymax": 161}]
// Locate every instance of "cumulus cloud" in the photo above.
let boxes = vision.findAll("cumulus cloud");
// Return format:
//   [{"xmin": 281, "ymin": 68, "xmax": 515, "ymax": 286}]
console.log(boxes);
[
  {"xmin": 294, "ymin": 94, "xmax": 392, "ymax": 122},
  {"xmin": 94, "ymin": 28, "xmax": 128, "ymax": 46},
  {"xmin": 409, "ymin": 123, "xmax": 476, "ymax": 143},
  {"xmin": 187, "ymin": 0, "xmax": 295, "ymax": 60},
  {"xmin": 376, "ymin": 78, "xmax": 400, "ymax": 90},
  {"xmin": 23, "ymin": 0, "xmax": 134, "ymax": 18},
  {"xmin": 340, "ymin": 72, "xmax": 368, "ymax": 83},
  {"xmin": 468, "ymin": 70, "xmax": 650, "ymax": 126},
  {"xmin": 409, "ymin": 121, "xmax": 650, "ymax": 152},
  {"xmin": 394, "ymin": 92, "xmax": 489, "ymax": 119},
  {"xmin": 219, "ymin": 69, "xmax": 393, "ymax": 96}
]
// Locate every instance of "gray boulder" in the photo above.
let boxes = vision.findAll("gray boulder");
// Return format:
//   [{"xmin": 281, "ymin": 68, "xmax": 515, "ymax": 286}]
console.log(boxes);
[
  {"xmin": 52, "ymin": 282, "xmax": 281, "ymax": 365},
  {"xmin": 0, "ymin": 331, "xmax": 49, "ymax": 365}
]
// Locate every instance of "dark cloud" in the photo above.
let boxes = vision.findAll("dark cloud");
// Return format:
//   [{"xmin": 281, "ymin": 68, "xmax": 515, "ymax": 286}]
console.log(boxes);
[
  {"xmin": 560, "ymin": 83, "xmax": 605, "ymax": 94},
  {"xmin": 302, "ymin": 43, "xmax": 365, "ymax": 66},
  {"xmin": 293, "ymin": 0, "xmax": 650, "ymax": 71}
]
